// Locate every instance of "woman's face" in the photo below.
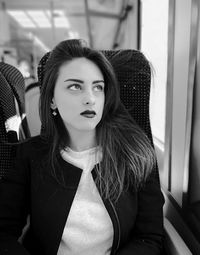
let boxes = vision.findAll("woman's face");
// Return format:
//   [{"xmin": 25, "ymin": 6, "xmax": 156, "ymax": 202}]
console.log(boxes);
[{"xmin": 52, "ymin": 57, "xmax": 105, "ymax": 137}]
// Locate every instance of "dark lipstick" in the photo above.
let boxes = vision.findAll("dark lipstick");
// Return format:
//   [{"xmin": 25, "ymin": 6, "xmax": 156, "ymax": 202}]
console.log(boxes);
[{"xmin": 80, "ymin": 110, "xmax": 96, "ymax": 118}]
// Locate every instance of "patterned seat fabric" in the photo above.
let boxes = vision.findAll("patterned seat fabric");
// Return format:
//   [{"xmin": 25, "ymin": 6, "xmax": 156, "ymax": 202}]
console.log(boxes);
[
  {"xmin": 0, "ymin": 62, "xmax": 30, "ymax": 178},
  {"xmin": 0, "ymin": 62, "xmax": 25, "ymax": 115}
]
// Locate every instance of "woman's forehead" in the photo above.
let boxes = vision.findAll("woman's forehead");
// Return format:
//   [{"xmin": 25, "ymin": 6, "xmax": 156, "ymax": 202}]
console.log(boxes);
[{"xmin": 58, "ymin": 57, "xmax": 104, "ymax": 80}]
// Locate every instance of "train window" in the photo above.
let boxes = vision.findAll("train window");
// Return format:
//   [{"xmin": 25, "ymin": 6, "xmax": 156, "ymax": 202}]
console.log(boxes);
[
  {"xmin": 141, "ymin": 0, "xmax": 200, "ymax": 250},
  {"xmin": 188, "ymin": 14, "xmax": 200, "ymax": 241},
  {"xmin": 160, "ymin": 0, "xmax": 200, "ymax": 252},
  {"xmin": 140, "ymin": 0, "xmax": 169, "ymax": 183},
  {"xmin": 140, "ymin": 0, "xmax": 169, "ymax": 143}
]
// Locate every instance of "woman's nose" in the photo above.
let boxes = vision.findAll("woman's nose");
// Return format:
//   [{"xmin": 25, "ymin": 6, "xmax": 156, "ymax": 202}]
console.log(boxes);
[{"xmin": 82, "ymin": 90, "xmax": 95, "ymax": 105}]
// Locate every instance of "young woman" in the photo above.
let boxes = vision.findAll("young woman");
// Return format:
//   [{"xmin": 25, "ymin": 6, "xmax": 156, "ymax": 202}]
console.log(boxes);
[{"xmin": 0, "ymin": 39, "xmax": 164, "ymax": 255}]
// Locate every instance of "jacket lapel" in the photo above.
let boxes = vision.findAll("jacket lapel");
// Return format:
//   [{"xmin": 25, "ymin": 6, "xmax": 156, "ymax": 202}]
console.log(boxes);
[{"xmin": 31, "ymin": 158, "xmax": 83, "ymax": 255}]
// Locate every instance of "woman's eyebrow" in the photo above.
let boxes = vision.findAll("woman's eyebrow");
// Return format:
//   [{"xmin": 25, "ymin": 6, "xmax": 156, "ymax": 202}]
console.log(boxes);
[
  {"xmin": 93, "ymin": 80, "xmax": 105, "ymax": 84},
  {"xmin": 64, "ymin": 79, "xmax": 105, "ymax": 84},
  {"xmin": 64, "ymin": 78, "xmax": 83, "ymax": 83}
]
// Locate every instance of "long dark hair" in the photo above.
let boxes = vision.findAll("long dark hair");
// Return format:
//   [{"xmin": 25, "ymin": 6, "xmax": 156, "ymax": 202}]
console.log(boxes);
[{"xmin": 40, "ymin": 39, "xmax": 156, "ymax": 201}]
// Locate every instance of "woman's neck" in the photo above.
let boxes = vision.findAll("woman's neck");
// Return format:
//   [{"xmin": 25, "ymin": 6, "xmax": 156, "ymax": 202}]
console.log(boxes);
[{"xmin": 68, "ymin": 130, "xmax": 97, "ymax": 152}]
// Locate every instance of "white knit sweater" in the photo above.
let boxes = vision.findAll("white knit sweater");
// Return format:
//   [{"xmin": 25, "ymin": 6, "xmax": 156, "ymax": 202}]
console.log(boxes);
[{"xmin": 57, "ymin": 147, "xmax": 113, "ymax": 255}]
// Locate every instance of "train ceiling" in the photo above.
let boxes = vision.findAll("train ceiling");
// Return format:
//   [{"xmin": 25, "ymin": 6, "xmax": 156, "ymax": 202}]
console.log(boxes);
[{"xmin": 1, "ymin": 0, "xmax": 132, "ymax": 56}]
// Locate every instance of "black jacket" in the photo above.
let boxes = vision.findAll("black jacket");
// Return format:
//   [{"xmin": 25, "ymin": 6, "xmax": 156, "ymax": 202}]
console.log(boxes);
[{"xmin": 0, "ymin": 136, "xmax": 165, "ymax": 255}]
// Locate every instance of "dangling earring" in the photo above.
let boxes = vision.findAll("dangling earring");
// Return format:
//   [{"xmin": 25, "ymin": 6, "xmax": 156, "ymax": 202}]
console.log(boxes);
[
  {"xmin": 51, "ymin": 99, "xmax": 57, "ymax": 116},
  {"xmin": 52, "ymin": 109, "xmax": 57, "ymax": 116}
]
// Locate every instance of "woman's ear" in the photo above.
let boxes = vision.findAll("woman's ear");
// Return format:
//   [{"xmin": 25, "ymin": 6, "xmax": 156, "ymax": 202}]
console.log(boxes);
[{"xmin": 50, "ymin": 98, "xmax": 57, "ymax": 110}]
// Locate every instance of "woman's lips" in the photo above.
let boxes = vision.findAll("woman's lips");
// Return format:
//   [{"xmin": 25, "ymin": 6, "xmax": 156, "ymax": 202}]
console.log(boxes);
[{"xmin": 80, "ymin": 110, "xmax": 96, "ymax": 118}]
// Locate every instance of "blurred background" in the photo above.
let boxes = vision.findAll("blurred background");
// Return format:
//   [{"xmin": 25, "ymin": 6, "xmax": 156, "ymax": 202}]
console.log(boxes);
[{"xmin": 0, "ymin": 0, "xmax": 138, "ymax": 77}]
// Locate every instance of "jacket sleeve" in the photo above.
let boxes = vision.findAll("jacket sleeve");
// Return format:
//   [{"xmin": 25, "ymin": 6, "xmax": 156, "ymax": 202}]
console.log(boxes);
[
  {"xmin": 116, "ymin": 169, "xmax": 165, "ymax": 255},
  {"xmin": 0, "ymin": 143, "xmax": 30, "ymax": 255}
]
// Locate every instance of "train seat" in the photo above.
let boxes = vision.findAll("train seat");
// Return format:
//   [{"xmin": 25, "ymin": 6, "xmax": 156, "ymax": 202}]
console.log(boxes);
[
  {"xmin": 0, "ymin": 62, "xmax": 30, "ymax": 140},
  {"xmin": 0, "ymin": 62, "xmax": 30, "ymax": 178},
  {"xmin": 37, "ymin": 49, "xmax": 154, "ymax": 142}
]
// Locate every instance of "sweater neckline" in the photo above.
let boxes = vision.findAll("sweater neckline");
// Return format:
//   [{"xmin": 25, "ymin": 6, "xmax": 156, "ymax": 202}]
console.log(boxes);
[{"xmin": 63, "ymin": 146, "xmax": 100, "ymax": 159}]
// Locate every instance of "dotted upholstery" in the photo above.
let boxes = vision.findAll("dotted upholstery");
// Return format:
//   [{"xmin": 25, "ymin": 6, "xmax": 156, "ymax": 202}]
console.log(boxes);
[
  {"xmin": 0, "ymin": 72, "xmax": 17, "ymax": 178},
  {"xmin": 37, "ymin": 49, "xmax": 153, "ymax": 146},
  {"xmin": 0, "ymin": 72, "xmax": 17, "ymax": 129},
  {"xmin": 0, "ymin": 62, "xmax": 30, "ymax": 178},
  {"xmin": 0, "ymin": 62, "xmax": 25, "ymax": 115},
  {"xmin": 102, "ymin": 50, "xmax": 152, "ymax": 144}
]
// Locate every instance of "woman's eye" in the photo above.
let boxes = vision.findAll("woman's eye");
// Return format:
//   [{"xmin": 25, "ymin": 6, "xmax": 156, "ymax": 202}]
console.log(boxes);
[
  {"xmin": 68, "ymin": 84, "xmax": 81, "ymax": 90},
  {"xmin": 94, "ymin": 85, "xmax": 104, "ymax": 91}
]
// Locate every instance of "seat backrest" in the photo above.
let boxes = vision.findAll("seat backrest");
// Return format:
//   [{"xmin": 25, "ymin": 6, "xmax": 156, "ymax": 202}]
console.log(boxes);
[
  {"xmin": 0, "ymin": 62, "xmax": 30, "ymax": 178},
  {"xmin": 103, "ymin": 50, "xmax": 152, "ymax": 144},
  {"xmin": 0, "ymin": 70, "xmax": 18, "ymax": 142},
  {"xmin": 0, "ymin": 62, "xmax": 30, "ymax": 139}
]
